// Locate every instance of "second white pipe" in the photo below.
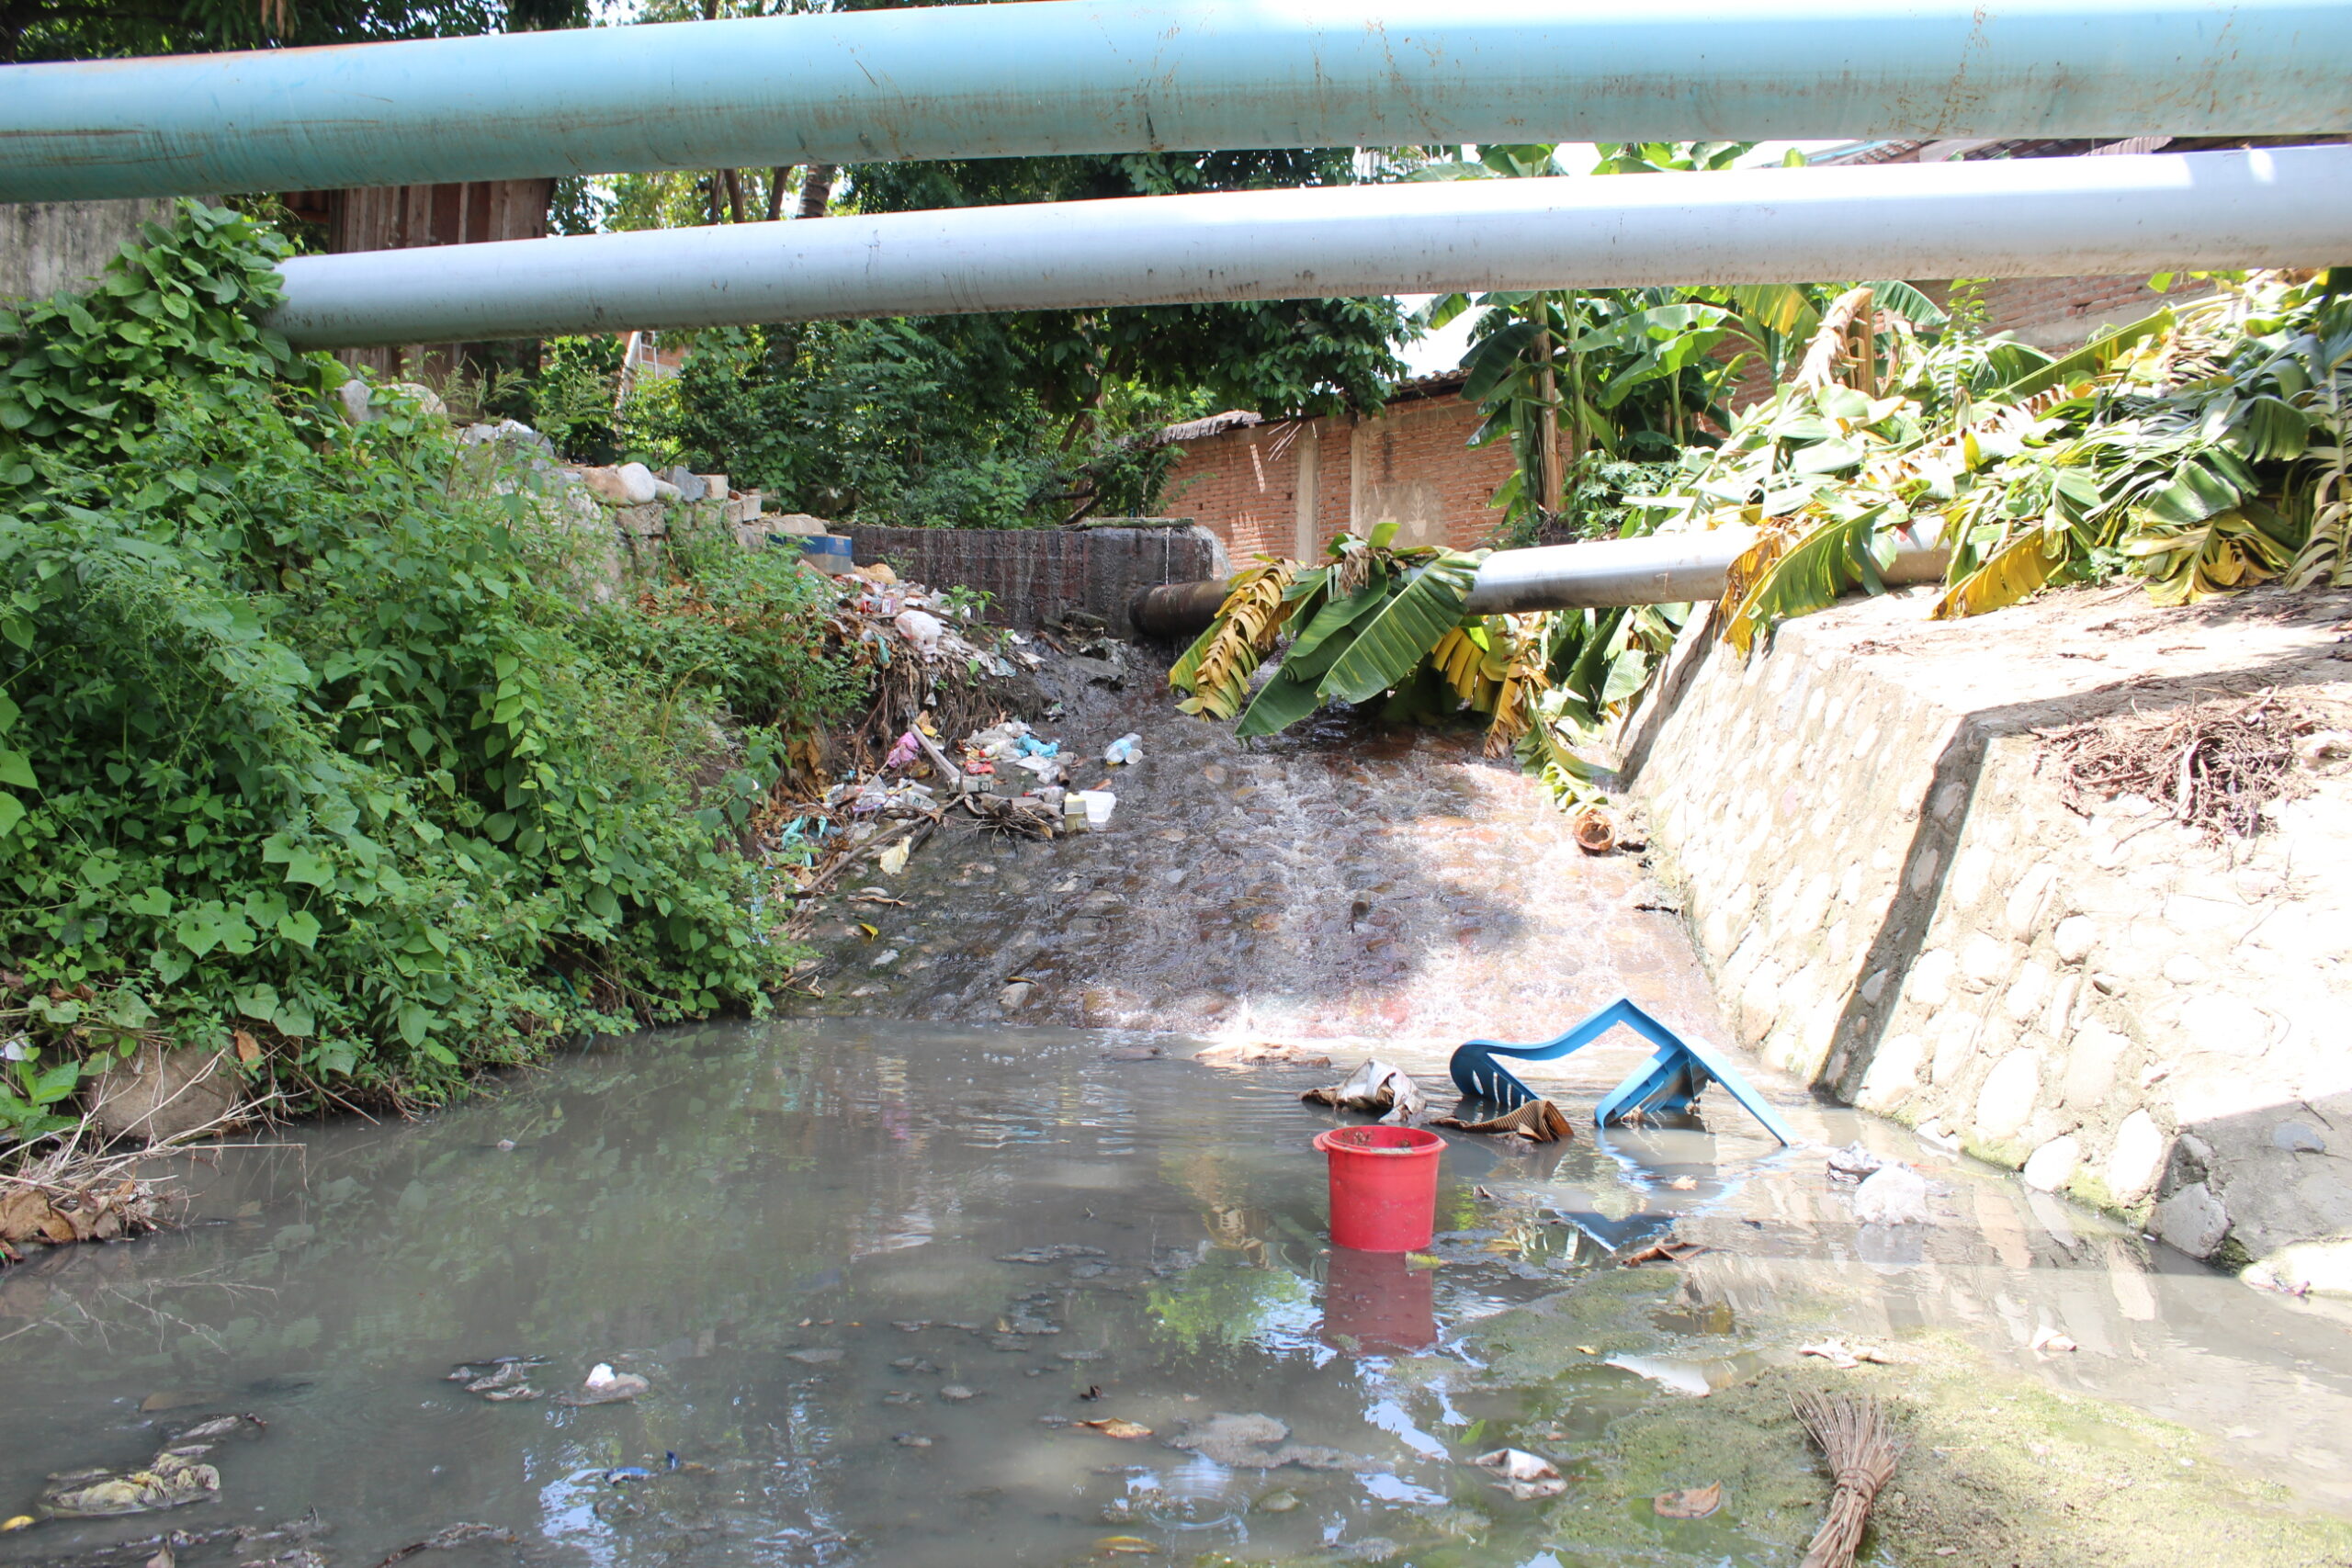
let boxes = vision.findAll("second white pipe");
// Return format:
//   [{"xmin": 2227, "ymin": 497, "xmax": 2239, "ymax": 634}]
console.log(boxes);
[{"xmin": 267, "ymin": 147, "xmax": 2352, "ymax": 348}]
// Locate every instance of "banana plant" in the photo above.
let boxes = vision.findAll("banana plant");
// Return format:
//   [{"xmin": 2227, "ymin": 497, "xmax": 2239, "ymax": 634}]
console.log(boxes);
[{"xmin": 1169, "ymin": 525, "xmax": 1502, "ymax": 740}]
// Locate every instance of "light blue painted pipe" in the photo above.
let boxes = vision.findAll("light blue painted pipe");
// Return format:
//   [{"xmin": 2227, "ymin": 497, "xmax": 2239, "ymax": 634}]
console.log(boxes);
[
  {"xmin": 264, "ymin": 147, "xmax": 2352, "ymax": 348},
  {"xmin": 5, "ymin": 0, "xmax": 2350, "ymax": 202}
]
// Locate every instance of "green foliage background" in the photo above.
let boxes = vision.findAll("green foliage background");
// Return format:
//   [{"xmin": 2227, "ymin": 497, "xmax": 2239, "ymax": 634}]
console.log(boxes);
[{"xmin": 0, "ymin": 204, "xmax": 846, "ymax": 1115}]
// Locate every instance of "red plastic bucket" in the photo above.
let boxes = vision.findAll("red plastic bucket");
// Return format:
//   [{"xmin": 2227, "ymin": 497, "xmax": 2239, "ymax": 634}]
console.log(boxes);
[{"xmin": 1313, "ymin": 1125, "xmax": 1444, "ymax": 1252}]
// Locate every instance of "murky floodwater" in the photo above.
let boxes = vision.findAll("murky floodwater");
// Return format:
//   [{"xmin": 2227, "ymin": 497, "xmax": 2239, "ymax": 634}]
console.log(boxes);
[{"xmin": 6, "ymin": 1021, "xmax": 2352, "ymax": 1568}]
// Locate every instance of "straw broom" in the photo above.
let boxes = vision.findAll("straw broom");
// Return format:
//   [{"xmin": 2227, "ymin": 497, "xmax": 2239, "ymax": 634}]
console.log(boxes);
[{"xmin": 1793, "ymin": 1392, "xmax": 1903, "ymax": 1568}]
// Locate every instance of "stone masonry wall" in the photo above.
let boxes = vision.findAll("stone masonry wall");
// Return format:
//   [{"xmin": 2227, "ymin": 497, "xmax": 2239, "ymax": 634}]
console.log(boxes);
[{"xmin": 1626, "ymin": 582, "xmax": 2352, "ymax": 1285}]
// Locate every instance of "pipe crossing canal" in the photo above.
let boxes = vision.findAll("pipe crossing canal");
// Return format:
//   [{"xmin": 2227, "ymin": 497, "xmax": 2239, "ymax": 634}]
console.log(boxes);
[{"xmin": 4, "ymin": 649, "xmax": 2351, "ymax": 1568}]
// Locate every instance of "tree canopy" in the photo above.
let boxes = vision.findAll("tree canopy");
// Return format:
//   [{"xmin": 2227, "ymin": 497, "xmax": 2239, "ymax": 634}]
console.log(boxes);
[{"xmin": 3, "ymin": 0, "xmax": 583, "ymax": 63}]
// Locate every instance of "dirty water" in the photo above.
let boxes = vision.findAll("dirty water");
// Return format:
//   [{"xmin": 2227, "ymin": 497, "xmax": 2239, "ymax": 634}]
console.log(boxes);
[{"xmin": 5, "ymin": 1021, "xmax": 2352, "ymax": 1568}]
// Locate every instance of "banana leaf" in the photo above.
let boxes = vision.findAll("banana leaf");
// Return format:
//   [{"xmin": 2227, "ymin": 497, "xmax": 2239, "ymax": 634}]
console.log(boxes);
[
  {"xmin": 1861, "ymin": 278, "xmax": 1951, "ymax": 328},
  {"xmin": 1283, "ymin": 573, "xmax": 1388, "ymax": 664},
  {"xmin": 1994, "ymin": 309, "xmax": 2171, "ymax": 401},
  {"xmin": 1317, "ymin": 553, "xmax": 1481, "ymax": 705},
  {"xmin": 1283, "ymin": 615, "xmax": 1368, "ymax": 686},
  {"xmin": 1930, "ymin": 526, "xmax": 2064, "ymax": 619},
  {"xmin": 1234, "ymin": 668, "xmax": 1327, "ymax": 739},
  {"xmin": 1723, "ymin": 506, "xmax": 1891, "ymax": 653}
]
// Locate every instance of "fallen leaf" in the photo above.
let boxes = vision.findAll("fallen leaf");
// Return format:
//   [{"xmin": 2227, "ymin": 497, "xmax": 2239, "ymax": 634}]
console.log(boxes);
[
  {"xmin": 1077, "ymin": 1418, "xmax": 1153, "ymax": 1440},
  {"xmin": 1618, "ymin": 1238, "xmax": 1706, "ymax": 1267},
  {"xmin": 1654, "ymin": 1482, "xmax": 1723, "ymax": 1518},
  {"xmin": 1432, "ymin": 1098, "xmax": 1575, "ymax": 1143},
  {"xmin": 148, "ymin": 1544, "xmax": 176, "ymax": 1568},
  {"xmin": 857, "ymin": 922, "xmax": 878, "ymax": 940},
  {"xmin": 2, "ymin": 1517, "xmax": 33, "ymax": 1532},
  {"xmin": 1576, "ymin": 1346, "xmax": 1600, "ymax": 1356},
  {"xmin": 232, "ymin": 1030, "xmax": 260, "ymax": 1066},
  {"xmin": 1091, "ymin": 1538, "xmax": 1161, "ymax": 1556},
  {"xmin": 877, "ymin": 840, "xmax": 910, "ymax": 876}
]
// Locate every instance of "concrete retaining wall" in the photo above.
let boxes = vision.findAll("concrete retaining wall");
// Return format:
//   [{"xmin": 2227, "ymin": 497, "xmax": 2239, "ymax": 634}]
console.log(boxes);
[
  {"xmin": 1626, "ymin": 582, "xmax": 2352, "ymax": 1286},
  {"xmin": 4, "ymin": 198, "xmax": 175, "ymax": 301},
  {"xmin": 839, "ymin": 524, "xmax": 1226, "ymax": 638}
]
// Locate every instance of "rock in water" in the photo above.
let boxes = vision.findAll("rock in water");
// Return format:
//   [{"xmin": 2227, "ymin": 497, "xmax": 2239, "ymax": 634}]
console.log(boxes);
[{"xmin": 1851, "ymin": 1164, "xmax": 1929, "ymax": 1225}]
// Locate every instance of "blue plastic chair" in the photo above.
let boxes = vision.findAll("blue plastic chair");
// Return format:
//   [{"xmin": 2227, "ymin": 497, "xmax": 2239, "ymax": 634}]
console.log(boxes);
[{"xmin": 1449, "ymin": 998, "xmax": 1799, "ymax": 1145}]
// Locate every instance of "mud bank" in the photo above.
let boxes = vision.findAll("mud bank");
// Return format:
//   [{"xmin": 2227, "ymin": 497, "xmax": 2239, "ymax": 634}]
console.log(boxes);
[{"xmin": 1628, "ymin": 582, "xmax": 2352, "ymax": 1281}]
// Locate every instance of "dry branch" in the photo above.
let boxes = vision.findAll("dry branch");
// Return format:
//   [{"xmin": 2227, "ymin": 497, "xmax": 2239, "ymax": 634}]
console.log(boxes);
[{"xmin": 2041, "ymin": 691, "xmax": 2312, "ymax": 841}]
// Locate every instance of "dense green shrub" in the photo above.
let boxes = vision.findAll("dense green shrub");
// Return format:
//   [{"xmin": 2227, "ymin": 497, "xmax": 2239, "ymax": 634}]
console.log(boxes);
[
  {"xmin": 580, "ymin": 527, "xmax": 860, "ymax": 734},
  {"xmin": 0, "ymin": 204, "xmax": 835, "ymax": 1108}
]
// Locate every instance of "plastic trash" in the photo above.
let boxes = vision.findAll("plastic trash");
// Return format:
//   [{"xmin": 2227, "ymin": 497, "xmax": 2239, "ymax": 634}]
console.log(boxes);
[
  {"xmin": 1014, "ymin": 754, "xmax": 1066, "ymax": 785},
  {"xmin": 1301, "ymin": 1059, "xmax": 1426, "ymax": 1123},
  {"xmin": 1014, "ymin": 735, "xmax": 1059, "ymax": 758},
  {"xmin": 559, "ymin": 1363, "xmax": 650, "ymax": 1405},
  {"xmin": 1076, "ymin": 788, "xmax": 1116, "ymax": 827},
  {"xmin": 1312, "ymin": 1125, "xmax": 1444, "ymax": 1252},
  {"xmin": 1852, "ymin": 1163, "xmax": 1929, "ymax": 1225},
  {"xmin": 893, "ymin": 608, "xmax": 944, "ymax": 655},
  {"xmin": 885, "ymin": 730, "xmax": 922, "ymax": 770},
  {"xmin": 1102, "ymin": 732, "xmax": 1142, "ymax": 765}
]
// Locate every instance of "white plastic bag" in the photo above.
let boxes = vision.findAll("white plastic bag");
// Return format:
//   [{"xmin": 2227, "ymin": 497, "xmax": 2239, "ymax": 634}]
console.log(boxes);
[{"xmin": 893, "ymin": 608, "xmax": 945, "ymax": 655}]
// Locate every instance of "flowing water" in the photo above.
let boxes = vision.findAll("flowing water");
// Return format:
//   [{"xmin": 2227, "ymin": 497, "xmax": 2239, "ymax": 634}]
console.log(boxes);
[{"xmin": 7, "ymin": 660, "xmax": 2352, "ymax": 1568}]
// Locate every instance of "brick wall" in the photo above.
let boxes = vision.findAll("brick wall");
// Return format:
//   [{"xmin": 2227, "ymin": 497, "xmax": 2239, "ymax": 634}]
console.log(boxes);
[{"xmin": 1159, "ymin": 390, "xmax": 1515, "ymax": 564}]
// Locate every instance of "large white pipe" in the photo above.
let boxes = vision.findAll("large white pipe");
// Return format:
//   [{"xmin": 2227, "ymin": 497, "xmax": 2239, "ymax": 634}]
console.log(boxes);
[
  {"xmin": 1461, "ymin": 525, "xmax": 1949, "ymax": 615},
  {"xmin": 1131, "ymin": 527, "xmax": 1949, "ymax": 635},
  {"xmin": 266, "ymin": 147, "xmax": 2352, "ymax": 349},
  {"xmin": 6, "ymin": 0, "xmax": 2347, "ymax": 203}
]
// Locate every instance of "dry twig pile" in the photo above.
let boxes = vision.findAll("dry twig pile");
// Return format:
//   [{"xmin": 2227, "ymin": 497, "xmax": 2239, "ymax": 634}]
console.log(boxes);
[{"xmin": 2043, "ymin": 692, "xmax": 2314, "ymax": 841}]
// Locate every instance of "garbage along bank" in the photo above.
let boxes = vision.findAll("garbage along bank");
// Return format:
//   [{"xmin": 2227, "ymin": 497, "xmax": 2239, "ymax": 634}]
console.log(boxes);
[
  {"xmin": 1620, "ymin": 580, "xmax": 2352, "ymax": 1289},
  {"xmin": 838, "ymin": 521, "xmax": 1227, "ymax": 639},
  {"xmin": 779, "ymin": 634, "xmax": 1734, "ymax": 1048}
]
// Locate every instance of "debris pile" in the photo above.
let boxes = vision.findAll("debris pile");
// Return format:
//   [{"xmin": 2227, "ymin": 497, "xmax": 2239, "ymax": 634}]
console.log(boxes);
[
  {"xmin": 2041, "ymin": 691, "xmax": 2321, "ymax": 841},
  {"xmin": 36, "ymin": 1413, "xmax": 265, "ymax": 1521},
  {"xmin": 741, "ymin": 567, "xmax": 1155, "ymax": 939}
]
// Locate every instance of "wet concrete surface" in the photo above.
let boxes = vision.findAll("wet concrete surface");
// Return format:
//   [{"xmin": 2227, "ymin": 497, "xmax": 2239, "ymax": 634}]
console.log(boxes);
[{"xmin": 787, "ymin": 649, "xmax": 1722, "ymax": 1054}]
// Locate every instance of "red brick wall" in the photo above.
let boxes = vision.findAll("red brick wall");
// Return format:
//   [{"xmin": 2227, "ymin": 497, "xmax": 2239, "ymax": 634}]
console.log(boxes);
[
  {"xmin": 1158, "ymin": 420, "xmax": 1307, "ymax": 563},
  {"xmin": 1159, "ymin": 394, "xmax": 1515, "ymax": 563}
]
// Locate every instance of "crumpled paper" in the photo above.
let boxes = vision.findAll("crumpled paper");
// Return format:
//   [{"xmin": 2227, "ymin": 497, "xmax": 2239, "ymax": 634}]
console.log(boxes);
[{"xmin": 1301, "ymin": 1059, "xmax": 1426, "ymax": 1124}]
